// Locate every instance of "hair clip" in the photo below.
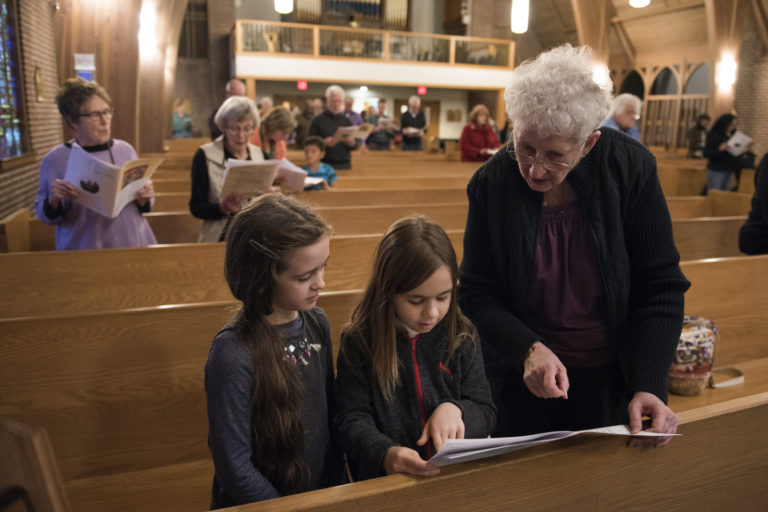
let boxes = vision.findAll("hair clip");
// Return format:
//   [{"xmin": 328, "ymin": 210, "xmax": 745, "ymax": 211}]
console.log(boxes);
[{"xmin": 249, "ymin": 238, "xmax": 280, "ymax": 260}]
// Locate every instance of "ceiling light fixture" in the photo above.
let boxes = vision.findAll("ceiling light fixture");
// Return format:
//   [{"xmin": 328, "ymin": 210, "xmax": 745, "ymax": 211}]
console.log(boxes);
[
  {"xmin": 629, "ymin": 0, "xmax": 651, "ymax": 8},
  {"xmin": 510, "ymin": 0, "xmax": 529, "ymax": 34}
]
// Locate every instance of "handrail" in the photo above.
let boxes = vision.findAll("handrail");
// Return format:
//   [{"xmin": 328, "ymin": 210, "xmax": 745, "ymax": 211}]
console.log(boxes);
[{"xmin": 234, "ymin": 19, "xmax": 515, "ymax": 69}]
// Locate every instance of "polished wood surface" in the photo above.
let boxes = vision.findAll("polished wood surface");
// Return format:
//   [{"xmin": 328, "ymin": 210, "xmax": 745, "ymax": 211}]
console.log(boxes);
[
  {"xmin": 1, "ymin": 255, "xmax": 766, "ymax": 512},
  {"xmin": 0, "ymin": 418, "xmax": 71, "ymax": 512},
  {"xmin": 0, "ymin": 231, "xmax": 463, "ymax": 318}
]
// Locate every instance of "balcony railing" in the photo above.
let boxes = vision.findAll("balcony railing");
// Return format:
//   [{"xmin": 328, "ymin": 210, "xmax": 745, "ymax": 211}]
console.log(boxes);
[{"xmin": 235, "ymin": 20, "xmax": 514, "ymax": 68}]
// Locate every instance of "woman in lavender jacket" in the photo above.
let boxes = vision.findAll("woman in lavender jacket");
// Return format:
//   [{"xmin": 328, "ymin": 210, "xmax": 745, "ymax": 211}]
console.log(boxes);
[{"xmin": 34, "ymin": 77, "xmax": 156, "ymax": 250}]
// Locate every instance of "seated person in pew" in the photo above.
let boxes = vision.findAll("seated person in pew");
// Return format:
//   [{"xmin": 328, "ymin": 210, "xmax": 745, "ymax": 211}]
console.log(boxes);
[
  {"xmin": 205, "ymin": 194, "xmax": 344, "ymax": 509},
  {"xmin": 459, "ymin": 104, "xmax": 502, "ymax": 162},
  {"xmin": 302, "ymin": 136, "xmax": 337, "ymax": 191},
  {"xmin": 459, "ymin": 44, "xmax": 689, "ymax": 441},
  {"xmin": 190, "ymin": 96, "xmax": 272, "ymax": 243},
  {"xmin": 257, "ymin": 106, "xmax": 297, "ymax": 160},
  {"xmin": 739, "ymin": 152, "xmax": 768, "ymax": 254},
  {"xmin": 334, "ymin": 215, "xmax": 496, "ymax": 481},
  {"xmin": 34, "ymin": 77, "xmax": 156, "ymax": 250}
]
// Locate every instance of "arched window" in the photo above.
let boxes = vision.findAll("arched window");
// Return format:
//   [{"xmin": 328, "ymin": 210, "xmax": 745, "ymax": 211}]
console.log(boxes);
[
  {"xmin": 684, "ymin": 64, "xmax": 709, "ymax": 94},
  {"xmin": 619, "ymin": 70, "xmax": 644, "ymax": 99},
  {"xmin": 0, "ymin": 0, "xmax": 27, "ymax": 159},
  {"xmin": 650, "ymin": 67, "xmax": 678, "ymax": 95}
]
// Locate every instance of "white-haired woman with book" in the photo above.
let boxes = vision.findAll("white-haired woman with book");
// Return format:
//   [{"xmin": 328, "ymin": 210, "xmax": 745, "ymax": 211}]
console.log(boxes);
[{"xmin": 189, "ymin": 96, "xmax": 267, "ymax": 243}]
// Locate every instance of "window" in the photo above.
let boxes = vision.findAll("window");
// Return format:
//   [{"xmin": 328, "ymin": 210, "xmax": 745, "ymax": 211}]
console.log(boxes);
[{"xmin": 0, "ymin": 0, "xmax": 27, "ymax": 159}]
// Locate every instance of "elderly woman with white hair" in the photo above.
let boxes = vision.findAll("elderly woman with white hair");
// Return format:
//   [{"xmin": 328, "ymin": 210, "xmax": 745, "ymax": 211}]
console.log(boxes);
[
  {"xmin": 601, "ymin": 93, "xmax": 642, "ymax": 141},
  {"xmin": 458, "ymin": 44, "xmax": 689, "ymax": 442},
  {"xmin": 308, "ymin": 84, "xmax": 356, "ymax": 169},
  {"xmin": 190, "ymin": 95, "xmax": 265, "ymax": 243}
]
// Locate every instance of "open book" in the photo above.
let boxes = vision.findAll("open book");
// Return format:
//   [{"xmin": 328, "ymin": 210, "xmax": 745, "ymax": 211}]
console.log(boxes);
[
  {"xmin": 428, "ymin": 424, "xmax": 678, "ymax": 467},
  {"xmin": 726, "ymin": 130, "xmax": 752, "ymax": 157},
  {"xmin": 221, "ymin": 158, "xmax": 325, "ymax": 197},
  {"xmin": 64, "ymin": 144, "xmax": 163, "ymax": 219},
  {"xmin": 219, "ymin": 159, "xmax": 282, "ymax": 201},
  {"xmin": 377, "ymin": 117, "xmax": 397, "ymax": 130},
  {"xmin": 333, "ymin": 123, "xmax": 374, "ymax": 142}
]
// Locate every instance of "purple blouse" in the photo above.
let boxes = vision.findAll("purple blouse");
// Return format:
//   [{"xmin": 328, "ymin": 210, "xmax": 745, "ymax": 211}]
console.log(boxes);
[
  {"xmin": 34, "ymin": 139, "xmax": 157, "ymax": 251},
  {"xmin": 525, "ymin": 202, "xmax": 614, "ymax": 368}
]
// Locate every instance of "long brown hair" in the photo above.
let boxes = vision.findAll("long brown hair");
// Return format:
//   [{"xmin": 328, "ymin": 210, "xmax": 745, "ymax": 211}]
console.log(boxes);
[
  {"xmin": 224, "ymin": 194, "xmax": 329, "ymax": 494},
  {"xmin": 342, "ymin": 215, "xmax": 476, "ymax": 401}
]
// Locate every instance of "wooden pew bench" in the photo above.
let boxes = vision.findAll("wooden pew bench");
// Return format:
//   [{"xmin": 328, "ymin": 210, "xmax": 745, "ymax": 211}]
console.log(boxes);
[
  {"xmin": 1, "ymin": 255, "xmax": 767, "ymax": 511},
  {"xmin": 666, "ymin": 190, "xmax": 752, "ymax": 219},
  {"xmin": 234, "ymin": 394, "xmax": 768, "ymax": 511},
  {"xmin": 152, "ymin": 188, "xmax": 469, "ymax": 213},
  {"xmin": 0, "ymin": 232, "xmax": 464, "ymax": 319}
]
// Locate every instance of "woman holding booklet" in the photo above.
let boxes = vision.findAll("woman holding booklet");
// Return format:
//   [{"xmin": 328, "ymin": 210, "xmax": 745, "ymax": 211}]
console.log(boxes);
[
  {"xmin": 190, "ymin": 96, "xmax": 271, "ymax": 243},
  {"xmin": 458, "ymin": 44, "xmax": 689, "ymax": 443},
  {"xmin": 34, "ymin": 77, "xmax": 156, "ymax": 250}
]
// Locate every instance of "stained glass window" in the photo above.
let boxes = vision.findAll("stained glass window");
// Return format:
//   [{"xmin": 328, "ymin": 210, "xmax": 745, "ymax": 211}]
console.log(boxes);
[{"xmin": 0, "ymin": 0, "xmax": 26, "ymax": 159}]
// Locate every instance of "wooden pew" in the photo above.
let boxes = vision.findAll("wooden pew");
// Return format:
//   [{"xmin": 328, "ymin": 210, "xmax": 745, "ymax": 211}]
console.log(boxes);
[
  {"xmin": 671, "ymin": 216, "xmax": 744, "ymax": 260},
  {"xmin": 0, "ymin": 207, "xmax": 31, "ymax": 253},
  {"xmin": 0, "ymin": 232, "xmax": 464, "ymax": 319},
  {"xmin": 152, "ymin": 188, "xmax": 469, "ymax": 213},
  {"xmin": 664, "ymin": 190, "xmax": 751, "ymax": 219},
  {"xmin": 153, "ymin": 175, "xmax": 474, "ymax": 193},
  {"xmin": 230, "ymin": 395, "xmax": 768, "ymax": 512},
  {"xmin": 2, "ymin": 255, "xmax": 767, "ymax": 512},
  {"xmin": 0, "ymin": 291, "xmax": 360, "ymax": 512},
  {"xmin": 657, "ymin": 164, "xmax": 708, "ymax": 196}
]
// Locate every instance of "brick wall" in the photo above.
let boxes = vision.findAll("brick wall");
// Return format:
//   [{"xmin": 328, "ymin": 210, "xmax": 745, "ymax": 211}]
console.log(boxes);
[
  {"xmin": 0, "ymin": 0, "xmax": 61, "ymax": 219},
  {"xmin": 734, "ymin": 30, "xmax": 768, "ymax": 159},
  {"xmin": 175, "ymin": 58, "xmax": 214, "ymax": 138},
  {"xmin": 173, "ymin": 0, "xmax": 235, "ymax": 141}
]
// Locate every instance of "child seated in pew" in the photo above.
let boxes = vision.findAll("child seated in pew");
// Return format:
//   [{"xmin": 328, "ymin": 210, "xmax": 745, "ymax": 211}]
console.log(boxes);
[
  {"xmin": 205, "ymin": 194, "xmax": 344, "ymax": 509},
  {"xmin": 333, "ymin": 215, "xmax": 496, "ymax": 481},
  {"xmin": 302, "ymin": 136, "xmax": 337, "ymax": 191}
]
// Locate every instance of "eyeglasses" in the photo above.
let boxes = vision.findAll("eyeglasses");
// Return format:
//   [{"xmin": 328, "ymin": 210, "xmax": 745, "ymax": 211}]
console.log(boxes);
[
  {"xmin": 79, "ymin": 108, "xmax": 114, "ymax": 121},
  {"xmin": 225, "ymin": 124, "xmax": 255, "ymax": 135},
  {"xmin": 506, "ymin": 137, "xmax": 586, "ymax": 174}
]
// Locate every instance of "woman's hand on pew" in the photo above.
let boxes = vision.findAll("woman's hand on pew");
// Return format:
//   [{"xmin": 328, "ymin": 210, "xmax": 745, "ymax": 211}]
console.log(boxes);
[
  {"xmin": 50, "ymin": 179, "xmax": 78, "ymax": 207},
  {"xmin": 627, "ymin": 391, "xmax": 679, "ymax": 449},
  {"xmin": 384, "ymin": 446, "xmax": 440, "ymax": 477},
  {"xmin": 418, "ymin": 402, "xmax": 465, "ymax": 453}
]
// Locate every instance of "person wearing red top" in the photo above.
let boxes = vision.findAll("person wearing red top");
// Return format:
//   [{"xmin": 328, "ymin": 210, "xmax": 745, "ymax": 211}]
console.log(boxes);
[{"xmin": 459, "ymin": 104, "xmax": 501, "ymax": 162}]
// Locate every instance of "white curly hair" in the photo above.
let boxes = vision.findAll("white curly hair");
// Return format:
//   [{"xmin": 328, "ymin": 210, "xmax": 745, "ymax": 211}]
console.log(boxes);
[{"xmin": 504, "ymin": 44, "xmax": 612, "ymax": 143}]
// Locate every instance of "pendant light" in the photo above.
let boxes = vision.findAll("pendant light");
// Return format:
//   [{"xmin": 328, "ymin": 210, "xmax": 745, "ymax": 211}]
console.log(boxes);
[{"xmin": 510, "ymin": 0, "xmax": 529, "ymax": 34}]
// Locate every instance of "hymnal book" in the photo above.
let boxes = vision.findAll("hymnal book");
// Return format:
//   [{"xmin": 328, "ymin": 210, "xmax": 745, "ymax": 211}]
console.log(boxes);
[
  {"xmin": 219, "ymin": 159, "xmax": 282, "ymax": 201},
  {"xmin": 303, "ymin": 177, "xmax": 326, "ymax": 189},
  {"xmin": 333, "ymin": 123, "xmax": 374, "ymax": 142},
  {"xmin": 275, "ymin": 158, "xmax": 308, "ymax": 192},
  {"xmin": 64, "ymin": 144, "xmax": 163, "ymax": 219},
  {"xmin": 428, "ymin": 424, "xmax": 678, "ymax": 467},
  {"xmin": 726, "ymin": 130, "xmax": 752, "ymax": 157},
  {"xmin": 402, "ymin": 126, "xmax": 424, "ymax": 138},
  {"xmin": 377, "ymin": 118, "xmax": 397, "ymax": 130}
]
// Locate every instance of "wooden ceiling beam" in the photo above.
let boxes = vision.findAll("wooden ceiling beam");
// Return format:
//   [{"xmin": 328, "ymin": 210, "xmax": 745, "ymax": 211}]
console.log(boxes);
[
  {"xmin": 570, "ymin": 0, "xmax": 611, "ymax": 63},
  {"xmin": 613, "ymin": 21, "xmax": 636, "ymax": 63},
  {"xmin": 610, "ymin": 0, "xmax": 705, "ymax": 24}
]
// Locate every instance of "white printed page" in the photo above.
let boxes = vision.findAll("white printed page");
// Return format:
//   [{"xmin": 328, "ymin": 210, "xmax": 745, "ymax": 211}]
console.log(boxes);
[
  {"xmin": 64, "ymin": 144, "xmax": 121, "ymax": 218},
  {"xmin": 429, "ymin": 424, "xmax": 678, "ymax": 467},
  {"xmin": 219, "ymin": 159, "xmax": 280, "ymax": 201}
]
